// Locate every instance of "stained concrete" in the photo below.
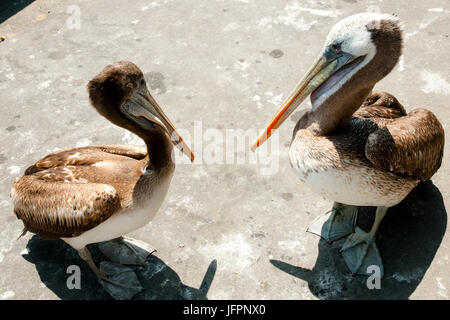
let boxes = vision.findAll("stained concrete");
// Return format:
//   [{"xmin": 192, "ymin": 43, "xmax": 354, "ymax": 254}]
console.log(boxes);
[{"xmin": 0, "ymin": 0, "xmax": 449, "ymax": 300}]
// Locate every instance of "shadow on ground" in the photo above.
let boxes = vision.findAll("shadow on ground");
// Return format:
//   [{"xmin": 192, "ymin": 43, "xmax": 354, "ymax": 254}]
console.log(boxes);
[
  {"xmin": 271, "ymin": 181, "xmax": 447, "ymax": 299},
  {"xmin": 22, "ymin": 236, "xmax": 216, "ymax": 300},
  {"xmin": 0, "ymin": 0, "xmax": 36, "ymax": 24}
]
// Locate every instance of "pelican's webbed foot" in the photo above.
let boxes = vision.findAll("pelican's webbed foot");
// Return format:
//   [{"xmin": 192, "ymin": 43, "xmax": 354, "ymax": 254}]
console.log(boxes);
[
  {"xmin": 77, "ymin": 246, "xmax": 145, "ymax": 300},
  {"xmin": 95, "ymin": 237, "xmax": 156, "ymax": 299},
  {"xmin": 307, "ymin": 202, "xmax": 357, "ymax": 242},
  {"xmin": 98, "ymin": 236, "xmax": 156, "ymax": 266},
  {"xmin": 340, "ymin": 227, "xmax": 384, "ymax": 277},
  {"xmin": 99, "ymin": 261, "xmax": 144, "ymax": 300}
]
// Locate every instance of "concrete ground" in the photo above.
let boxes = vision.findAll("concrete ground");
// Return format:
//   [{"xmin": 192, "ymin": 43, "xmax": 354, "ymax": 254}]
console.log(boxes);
[{"xmin": 0, "ymin": 0, "xmax": 449, "ymax": 300}]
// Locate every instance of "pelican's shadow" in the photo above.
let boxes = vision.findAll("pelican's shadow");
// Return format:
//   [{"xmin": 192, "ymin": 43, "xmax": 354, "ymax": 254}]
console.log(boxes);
[
  {"xmin": 22, "ymin": 236, "xmax": 216, "ymax": 300},
  {"xmin": 0, "ymin": 0, "xmax": 36, "ymax": 24},
  {"xmin": 271, "ymin": 180, "xmax": 447, "ymax": 299}
]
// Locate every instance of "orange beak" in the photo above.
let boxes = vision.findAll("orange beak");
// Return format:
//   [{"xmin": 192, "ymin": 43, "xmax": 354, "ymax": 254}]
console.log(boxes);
[{"xmin": 251, "ymin": 55, "xmax": 335, "ymax": 151}]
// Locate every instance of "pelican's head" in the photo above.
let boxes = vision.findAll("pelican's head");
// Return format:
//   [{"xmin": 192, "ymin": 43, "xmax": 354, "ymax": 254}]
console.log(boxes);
[
  {"xmin": 88, "ymin": 61, "xmax": 194, "ymax": 162},
  {"xmin": 252, "ymin": 13, "xmax": 402, "ymax": 150}
]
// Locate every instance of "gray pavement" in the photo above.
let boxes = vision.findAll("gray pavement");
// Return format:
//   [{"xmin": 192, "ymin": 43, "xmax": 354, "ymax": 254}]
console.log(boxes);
[{"xmin": 0, "ymin": 0, "xmax": 449, "ymax": 299}]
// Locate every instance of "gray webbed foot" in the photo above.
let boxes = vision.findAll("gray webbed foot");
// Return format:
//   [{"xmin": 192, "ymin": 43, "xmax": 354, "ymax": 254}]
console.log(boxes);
[
  {"xmin": 77, "ymin": 246, "xmax": 146, "ymax": 300},
  {"xmin": 98, "ymin": 236, "xmax": 156, "ymax": 266},
  {"xmin": 98, "ymin": 261, "xmax": 144, "ymax": 300},
  {"xmin": 340, "ymin": 227, "xmax": 384, "ymax": 277},
  {"xmin": 307, "ymin": 202, "xmax": 358, "ymax": 242}
]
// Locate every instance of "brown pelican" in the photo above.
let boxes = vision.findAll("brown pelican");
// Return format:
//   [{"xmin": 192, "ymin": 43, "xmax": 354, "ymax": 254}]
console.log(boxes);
[
  {"xmin": 252, "ymin": 13, "xmax": 444, "ymax": 276},
  {"xmin": 11, "ymin": 61, "xmax": 194, "ymax": 299}
]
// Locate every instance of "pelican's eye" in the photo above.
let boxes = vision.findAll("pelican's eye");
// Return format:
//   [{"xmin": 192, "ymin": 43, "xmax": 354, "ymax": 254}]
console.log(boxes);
[
  {"xmin": 331, "ymin": 43, "xmax": 341, "ymax": 52},
  {"xmin": 139, "ymin": 78, "xmax": 146, "ymax": 86}
]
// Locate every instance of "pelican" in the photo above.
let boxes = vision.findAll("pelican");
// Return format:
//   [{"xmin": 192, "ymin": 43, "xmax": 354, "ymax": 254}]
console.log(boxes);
[
  {"xmin": 252, "ymin": 13, "xmax": 444, "ymax": 276},
  {"xmin": 11, "ymin": 61, "xmax": 194, "ymax": 299}
]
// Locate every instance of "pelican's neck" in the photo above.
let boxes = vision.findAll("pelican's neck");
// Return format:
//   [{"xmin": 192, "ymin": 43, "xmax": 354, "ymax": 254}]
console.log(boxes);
[
  {"xmin": 299, "ymin": 82, "xmax": 375, "ymax": 136},
  {"xmin": 302, "ymin": 52, "xmax": 377, "ymax": 136},
  {"xmin": 141, "ymin": 127, "xmax": 174, "ymax": 171},
  {"xmin": 130, "ymin": 127, "xmax": 174, "ymax": 208},
  {"xmin": 297, "ymin": 56, "xmax": 396, "ymax": 137}
]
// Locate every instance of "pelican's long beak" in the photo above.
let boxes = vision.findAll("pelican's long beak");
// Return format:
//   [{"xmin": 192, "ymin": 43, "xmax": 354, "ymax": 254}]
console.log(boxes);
[
  {"xmin": 251, "ymin": 49, "xmax": 354, "ymax": 151},
  {"xmin": 138, "ymin": 88, "xmax": 195, "ymax": 162}
]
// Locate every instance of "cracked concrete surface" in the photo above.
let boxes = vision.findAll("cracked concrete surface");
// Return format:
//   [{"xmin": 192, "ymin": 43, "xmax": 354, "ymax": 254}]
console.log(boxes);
[{"xmin": 0, "ymin": 0, "xmax": 449, "ymax": 299}]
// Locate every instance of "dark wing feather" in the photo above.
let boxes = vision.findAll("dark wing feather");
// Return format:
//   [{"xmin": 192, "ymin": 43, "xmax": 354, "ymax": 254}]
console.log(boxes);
[
  {"xmin": 364, "ymin": 106, "xmax": 444, "ymax": 181},
  {"xmin": 354, "ymin": 91, "xmax": 407, "ymax": 119}
]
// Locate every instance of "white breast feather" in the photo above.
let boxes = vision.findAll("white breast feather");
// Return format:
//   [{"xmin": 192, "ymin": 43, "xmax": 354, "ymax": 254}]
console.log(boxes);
[
  {"xmin": 289, "ymin": 139, "xmax": 418, "ymax": 207},
  {"xmin": 62, "ymin": 173, "xmax": 174, "ymax": 249}
]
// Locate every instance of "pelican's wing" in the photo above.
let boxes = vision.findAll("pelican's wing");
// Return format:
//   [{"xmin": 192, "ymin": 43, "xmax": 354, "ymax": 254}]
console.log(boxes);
[
  {"xmin": 95, "ymin": 145, "xmax": 147, "ymax": 159},
  {"xmin": 365, "ymin": 108, "xmax": 445, "ymax": 181},
  {"xmin": 11, "ymin": 145, "xmax": 146, "ymax": 239},
  {"xmin": 24, "ymin": 145, "xmax": 147, "ymax": 175},
  {"xmin": 12, "ymin": 173, "xmax": 121, "ymax": 239},
  {"xmin": 354, "ymin": 91, "xmax": 407, "ymax": 119}
]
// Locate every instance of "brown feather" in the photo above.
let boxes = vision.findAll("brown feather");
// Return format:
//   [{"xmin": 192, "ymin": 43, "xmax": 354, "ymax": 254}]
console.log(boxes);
[
  {"xmin": 24, "ymin": 145, "xmax": 147, "ymax": 175},
  {"xmin": 296, "ymin": 91, "xmax": 444, "ymax": 183},
  {"xmin": 355, "ymin": 91, "xmax": 407, "ymax": 119},
  {"xmin": 363, "ymin": 98, "xmax": 445, "ymax": 181},
  {"xmin": 12, "ymin": 145, "xmax": 150, "ymax": 239}
]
